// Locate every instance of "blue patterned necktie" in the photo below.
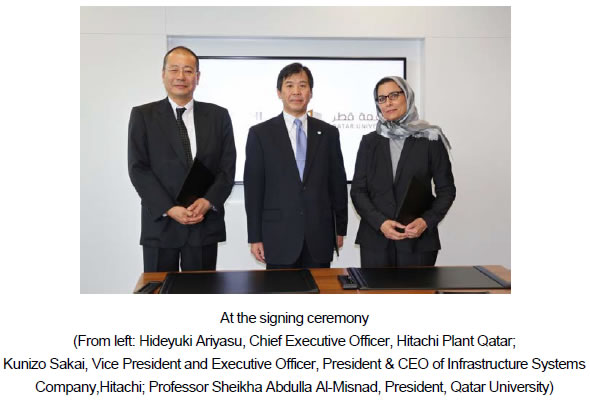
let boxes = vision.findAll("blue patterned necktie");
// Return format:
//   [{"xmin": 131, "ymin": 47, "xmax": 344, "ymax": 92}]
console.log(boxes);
[{"xmin": 294, "ymin": 118, "xmax": 307, "ymax": 180}]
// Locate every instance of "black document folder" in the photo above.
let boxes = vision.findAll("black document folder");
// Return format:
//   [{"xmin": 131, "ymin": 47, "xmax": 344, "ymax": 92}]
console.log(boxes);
[
  {"xmin": 396, "ymin": 177, "xmax": 432, "ymax": 225},
  {"xmin": 176, "ymin": 158, "xmax": 215, "ymax": 207},
  {"xmin": 347, "ymin": 266, "xmax": 510, "ymax": 290},
  {"xmin": 159, "ymin": 269, "xmax": 319, "ymax": 294}
]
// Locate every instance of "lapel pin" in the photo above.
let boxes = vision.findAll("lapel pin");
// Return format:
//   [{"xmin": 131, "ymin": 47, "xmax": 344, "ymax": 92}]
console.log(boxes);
[{"xmin": 317, "ymin": 131, "xmax": 322, "ymax": 135}]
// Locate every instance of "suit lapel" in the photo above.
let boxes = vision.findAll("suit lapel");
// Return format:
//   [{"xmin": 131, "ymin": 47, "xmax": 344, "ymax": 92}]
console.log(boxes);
[
  {"xmin": 274, "ymin": 114, "xmax": 302, "ymax": 183},
  {"xmin": 155, "ymin": 98, "xmax": 189, "ymax": 168},
  {"xmin": 379, "ymin": 135, "xmax": 395, "ymax": 185},
  {"xmin": 376, "ymin": 135, "xmax": 401, "ymax": 206},
  {"xmin": 302, "ymin": 117, "xmax": 323, "ymax": 183},
  {"xmin": 193, "ymin": 101, "xmax": 211, "ymax": 160},
  {"xmin": 394, "ymin": 136, "xmax": 415, "ymax": 185}
]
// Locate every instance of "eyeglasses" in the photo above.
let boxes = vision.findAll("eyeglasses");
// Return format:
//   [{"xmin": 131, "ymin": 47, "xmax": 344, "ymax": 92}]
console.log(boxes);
[{"xmin": 376, "ymin": 91, "xmax": 404, "ymax": 104}]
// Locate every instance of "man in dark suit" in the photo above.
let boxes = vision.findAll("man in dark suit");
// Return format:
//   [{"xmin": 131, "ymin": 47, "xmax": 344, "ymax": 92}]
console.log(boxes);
[
  {"xmin": 244, "ymin": 63, "xmax": 347, "ymax": 268},
  {"xmin": 128, "ymin": 46, "xmax": 236, "ymax": 272}
]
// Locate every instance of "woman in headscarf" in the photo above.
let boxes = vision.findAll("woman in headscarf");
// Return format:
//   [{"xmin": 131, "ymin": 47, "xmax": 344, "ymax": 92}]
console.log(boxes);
[{"xmin": 351, "ymin": 76, "xmax": 456, "ymax": 267}]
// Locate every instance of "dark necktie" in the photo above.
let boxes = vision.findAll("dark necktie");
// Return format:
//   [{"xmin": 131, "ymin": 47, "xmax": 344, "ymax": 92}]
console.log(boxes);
[{"xmin": 175, "ymin": 107, "xmax": 193, "ymax": 167}]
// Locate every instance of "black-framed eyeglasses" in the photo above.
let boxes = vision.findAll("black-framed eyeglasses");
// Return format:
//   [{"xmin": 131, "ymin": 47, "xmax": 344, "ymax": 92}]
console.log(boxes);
[{"xmin": 376, "ymin": 91, "xmax": 404, "ymax": 104}]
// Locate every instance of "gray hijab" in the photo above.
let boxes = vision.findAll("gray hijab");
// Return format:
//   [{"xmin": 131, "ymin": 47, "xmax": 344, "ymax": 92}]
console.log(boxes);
[{"xmin": 374, "ymin": 76, "xmax": 452, "ymax": 152}]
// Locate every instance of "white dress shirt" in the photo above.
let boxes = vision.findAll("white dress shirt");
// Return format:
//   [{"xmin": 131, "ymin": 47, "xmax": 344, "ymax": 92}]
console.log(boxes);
[
  {"xmin": 282, "ymin": 111, "xmax": 307, "ymax": 155},
  {"xmin": 163, "ymin": 98, "xmax": 198, "ymax": 216}
]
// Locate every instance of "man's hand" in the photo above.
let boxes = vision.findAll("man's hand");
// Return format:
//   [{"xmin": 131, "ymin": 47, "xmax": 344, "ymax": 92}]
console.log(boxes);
[
  {"xmin": 380, "ymin": 220, "xmax": 407, "ymax": 240},
  {"xmin": 405, "ymin": 218, "xmax": 427, "ymax": 239},
  {"xmin": 337, "ymin": 235, "xmax": 344, "ymax": 249},
  {"xmin": 187, "ymin": 198, "xmax": 211, "ymax": 220},
  {"xmin": 250, "ymin": 242, "xmax": 265, "ymax": 263},
  {"xmin": 166, "ymin": 206, "xmax": 204, "ymax": 225}
]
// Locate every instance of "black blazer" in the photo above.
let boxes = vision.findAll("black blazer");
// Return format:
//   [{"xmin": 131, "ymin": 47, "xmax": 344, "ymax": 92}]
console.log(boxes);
[
  {"xmin": 128, "ymin": 99, "xmax": 236, "ymax": 248},
  {"xmin": 350, "ymin": 132, "xmax": 455, "ymax": 253},
  {"xmin": 244, "ymin": 114, "xmax": 348, "ymax": 264}
]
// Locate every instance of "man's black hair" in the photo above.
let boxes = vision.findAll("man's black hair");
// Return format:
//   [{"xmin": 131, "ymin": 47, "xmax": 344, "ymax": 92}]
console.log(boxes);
[
  {"xmin": 276, "ymin": 63, "xmax": 314, "ymax": 91},
  {"xmin": 162, "ymin": 46, "xmax": 199, "ymax": 71}
]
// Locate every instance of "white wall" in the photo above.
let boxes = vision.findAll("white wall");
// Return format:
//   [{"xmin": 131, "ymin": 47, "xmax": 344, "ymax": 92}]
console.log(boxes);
[
  {"xmin": 81, "ymin": 6, "xmax": 510, "ymax": 293},
  {"xmin": 424, "ymin": 37, "xmax": 510, "ymax": 268}
]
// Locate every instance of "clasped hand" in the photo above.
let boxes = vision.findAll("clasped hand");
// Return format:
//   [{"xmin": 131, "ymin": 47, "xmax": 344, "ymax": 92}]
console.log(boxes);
[
  {"xmin": 167, "ymin": 198, "xmax": 211, "ymax": 225},
  {"xmin": 380, "ymin": 218, "xmax": 427, "ymax": 240}
]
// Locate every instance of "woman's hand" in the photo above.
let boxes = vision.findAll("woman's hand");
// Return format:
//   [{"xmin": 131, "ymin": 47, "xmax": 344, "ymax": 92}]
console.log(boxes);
[
  {"xmin": 380, "ymin": 220, "xmax": 407, "ymax": 240},
  {"xmin": 405, "ymin": 218, "xmax": 427, "ymax": 239}
]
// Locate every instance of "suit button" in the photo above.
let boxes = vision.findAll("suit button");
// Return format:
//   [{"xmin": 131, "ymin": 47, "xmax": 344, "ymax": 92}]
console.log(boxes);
[{"xmin": 299, "ymin": 210, "xmax": 304, "ymax": 215}]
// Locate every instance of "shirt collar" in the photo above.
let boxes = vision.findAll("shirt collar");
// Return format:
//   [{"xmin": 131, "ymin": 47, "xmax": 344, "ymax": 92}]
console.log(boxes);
[
  {"xmin": 168, "ymin": 97, "xmax": 194, "ymax": 114},
  {"xmin": 283, "ymin": 110, "xmax": 307, "ymax": 127}
]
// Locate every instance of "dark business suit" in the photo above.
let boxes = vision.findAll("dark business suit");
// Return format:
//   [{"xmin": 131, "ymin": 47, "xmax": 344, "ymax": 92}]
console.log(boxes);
[
  {"xmin": 128, "ymin": 98, "xmax": 236, "ymax": 271},
  {"xmin": 350, "ymin": 132, "xmax": 455, "ymax": 267},
  {"xmin": 244, "ymin": 114, "xmax": 348, "ymax": 266}
]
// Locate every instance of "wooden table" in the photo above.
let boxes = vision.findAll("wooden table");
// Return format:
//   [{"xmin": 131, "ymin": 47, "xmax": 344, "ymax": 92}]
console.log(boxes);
[{"xmin": 134, "ymin": 265, "xmax": 510, "ymax": 294}]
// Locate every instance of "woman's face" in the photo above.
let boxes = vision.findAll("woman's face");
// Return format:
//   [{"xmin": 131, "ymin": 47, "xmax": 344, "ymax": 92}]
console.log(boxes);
[{"xmin": 377, "ymin": 81, "xmax": 407, "ymax": 122}]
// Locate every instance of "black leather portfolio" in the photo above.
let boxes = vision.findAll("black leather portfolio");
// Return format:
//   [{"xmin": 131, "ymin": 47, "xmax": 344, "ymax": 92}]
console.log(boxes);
[
  {"xmin": 159, "ymin": 269, "xmax": 320, "ymax": 294},
  {"xmin": 347, "ymin": 266, "xmax": 510, "ymax": 290},
  {"xmin": 396, "ymin": 176, "xmax": 433, "ymax": 226},
  {"xmin": 176, "ymin": 158, "xmax": 215, "ymax": 207}
]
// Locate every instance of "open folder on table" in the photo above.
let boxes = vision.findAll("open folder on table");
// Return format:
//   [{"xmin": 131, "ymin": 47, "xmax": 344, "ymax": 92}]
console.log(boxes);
[
  {"xmin": 160, "ymin": 269, "xmax": 320, "ymax": 294},
  {"xmin": 346, "ymin": 266, "xmax": 511, "ymax": 290},
  {"xmin": 176, "ymin": 158, "xmax": 215, "ymax": 208}
]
